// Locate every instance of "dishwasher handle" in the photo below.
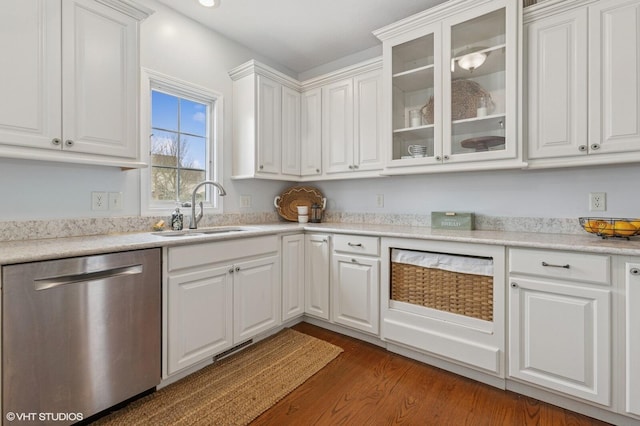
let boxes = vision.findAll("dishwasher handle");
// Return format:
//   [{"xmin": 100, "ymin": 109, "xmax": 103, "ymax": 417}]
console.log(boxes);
[{"xmin": 33, "ymin": 264, "xmax": 143, "ymax": 291}]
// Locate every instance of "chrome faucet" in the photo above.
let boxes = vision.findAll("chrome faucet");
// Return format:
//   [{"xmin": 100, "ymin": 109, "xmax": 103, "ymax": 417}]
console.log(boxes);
[{"xmin": 188, "ymin": 180, "xmax": 227, "ymax": 229}]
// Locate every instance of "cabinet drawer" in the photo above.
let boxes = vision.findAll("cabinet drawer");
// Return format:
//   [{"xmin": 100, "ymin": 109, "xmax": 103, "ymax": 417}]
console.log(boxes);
[
  {"xmin": 168, "ymin": 236, "xmax": 278, "ymax": 271},
  {"xmin": 333, "ymin": 234, "xmax": 379, "ymax": 256},
  {"xmin": 509, "ymin": 248, "xmax": 610, "ymax": 285}
]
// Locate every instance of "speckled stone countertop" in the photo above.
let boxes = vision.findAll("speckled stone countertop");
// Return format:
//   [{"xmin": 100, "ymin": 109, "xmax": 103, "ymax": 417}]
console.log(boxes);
[{"xmin": 1, "ymin": 222, "xmax": 639, "ymax": 266}]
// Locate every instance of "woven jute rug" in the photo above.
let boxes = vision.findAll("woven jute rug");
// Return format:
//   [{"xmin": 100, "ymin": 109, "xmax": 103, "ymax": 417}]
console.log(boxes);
[{"xmin": 94, "ymin": 328, "xmax": 342, "ymax": 425}]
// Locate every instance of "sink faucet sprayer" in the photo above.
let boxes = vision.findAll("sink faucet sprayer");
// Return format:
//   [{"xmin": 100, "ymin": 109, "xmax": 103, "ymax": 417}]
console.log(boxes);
[{"xmin": 188, "ymin": 180, "xmax": 227, "ymax": 229}]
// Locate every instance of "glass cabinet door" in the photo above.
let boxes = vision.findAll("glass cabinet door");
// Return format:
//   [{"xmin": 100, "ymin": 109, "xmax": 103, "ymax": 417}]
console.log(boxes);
[
  {"xmin": 443, "ymin": 1, "xmax": 517, "ymax": 162},
  {"xmin": 390, "ymin": 28, "xmax": 440, "ymax": 163}
]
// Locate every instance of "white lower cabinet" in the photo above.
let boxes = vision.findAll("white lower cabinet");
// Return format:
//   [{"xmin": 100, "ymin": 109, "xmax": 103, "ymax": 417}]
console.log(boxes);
[
  {"xmin": 622, "ymin": 258, "xmax": 640, "ymax": 417},
  {"xmin": 304, "ymin": 234, "xmax": 330, "ymax": 320},
  {"xmin": 331, "ymin": 234, "xmax": 380, "ymax": 334},
  {"xmin": 164, "ymin": 236, "xmax": 280, "ymax": 377},
  {"xmin": 233, "ymin": 255, "xmax": 280, "ymax": 342},
  {"xmin": 281, "ymin": 234, "xmax": 305, "ymax": 321},
  {"xmin": 508, "ymin": 248, "xmax": 611, "ymax": 406},
  {"xmin": 167, "ymin": 265, "xmax": 233, "ymax": 376}
]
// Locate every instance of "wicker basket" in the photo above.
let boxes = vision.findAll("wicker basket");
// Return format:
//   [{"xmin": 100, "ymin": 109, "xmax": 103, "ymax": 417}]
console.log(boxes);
[
  {"xmin": 421, "ymin": 79, "xmax": 494, "ymax": 124},
  {"xmin": 391, "ymin": 261, "xmax": 493, "ymax": 322}
]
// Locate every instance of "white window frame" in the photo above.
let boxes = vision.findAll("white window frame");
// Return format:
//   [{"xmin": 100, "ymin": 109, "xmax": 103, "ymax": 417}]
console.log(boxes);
[{"xmin": 140, "ymin": 68, "xmax": 224, "ymax": 216}]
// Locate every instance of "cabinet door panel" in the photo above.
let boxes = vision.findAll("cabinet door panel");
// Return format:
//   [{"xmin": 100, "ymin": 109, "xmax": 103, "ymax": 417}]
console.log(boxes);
[
  {"xmin": 527, "ymin": 7, "xmax": 588, "ymax": 159},
  {"xmin": 332, "ymin": 254, "xmax": 379, "ymax": 334},
  {"xmin": 354, "ymin": 70, "xmax": 383, "ymax": 170},
  {"xmin": 282, "ymin": 234, "xmax": 305, "ymax": 321},
  {"xmin": 300, "ymin": 88, "xmax": 322, "ymax": 176},
  {"xmin": 281, "ymin": 86, "xmax": 301, "ymax": 176},
  {"xmin": 589, "ymin": 0, "xmax": 640, "ymax": 154},
  {"xmin": 62, "ymin": 0, "xmax": 138, "ymax": 158},
  {"xmin": 509, "ymin": 277, "xmax": 611, "ymax": 405},
  {"xmin": 233, "ymin": 255, "xmax": 280, "ymax": 342},
  {"xmin": 323, "ymin": 79, "xmax": 354, "ymax": 173},
  {"xmin": 0, "ymin": 0, "xmax": 61, "ymax": 150},
  {"xmin": 256, "ymin": 75, "xmax": 282, "ymax": 174},
  {"xmin": 305, "ymin": 234, "xmax": 330, "ymax": 319},
  {"xmin": 625, "ymin": 261, "xmax": 640, "ymax": 416},
  {"xmin": 167, "ymin": 266, "xmax": 233, "ymax": 375}
]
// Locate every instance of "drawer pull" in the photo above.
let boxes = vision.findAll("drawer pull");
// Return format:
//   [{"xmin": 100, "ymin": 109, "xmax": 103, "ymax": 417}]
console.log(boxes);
[
  {"xmin": 347, "ymin": 242, "xmax": 363, "ymax": 247},
  {"xmin": 542, "ymin": 261, "xmax": 570, "ymax": 269},
  {"xmin": 631, "ymin": 268, "xmax": 640, "ymax": 276}
]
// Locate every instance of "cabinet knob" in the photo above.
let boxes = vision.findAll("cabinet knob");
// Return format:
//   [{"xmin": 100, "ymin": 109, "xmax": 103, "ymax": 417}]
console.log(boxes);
[
  {"xmin": 578, "ymin": 145, "xmax": 587, "ymax": 152},
  {"xmin": 316, "ymin": 169, "xmax": 320, "ymax": 173},
  {"xmin": 235, "ymin": 266, "xmax": 240, "ymax": 272},
  {"xmin": 435, "ymin": 156, "xmax": 442, "ymax": 161},
  {"xmin": 228, "ymin": 268, "xmax": 234, "ymax": 274},
  {"xmin": 443, "ymin": 155, "xmax": 450, "ymax": 161},
  {"xmin": 64, "ymin": 139, "xmax": 74, "ymax": 147},
  {"xmin": 511, "ymin": 282, "xmax": 518, "ymax": 288},
  {"xmin": 631, "ymin": 268, "xmax": 640, "ymax": 276},
  {"xmin": 259, "ymin": 165, "xmax": 264, "ymax": 170},
  {"xmin": 348, "ymin": 165, "xmax": 354, "ymax": 170},
  {"xmin": 351, "ymin": 258, "xmax": 357, "ymax": 263},
  {"xmin": 590, "ymin": 143, "xmax": 601, "ymax": 151},
  {"xmin": 51, "ymin": 138, "xmax": 61, "ymax": 146},
  {"xmin": 353, "ymin": 164, "xmax": 359, "ymax": 169}
]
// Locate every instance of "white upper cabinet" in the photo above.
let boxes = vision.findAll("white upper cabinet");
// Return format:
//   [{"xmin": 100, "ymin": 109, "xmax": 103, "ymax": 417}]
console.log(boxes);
[
  {"xmin": 322, "ymin": 68, "xmax": 384, "ymax": 175},
  {"xmin": 375, "ymin": 0, "xmax": 523, "ymax": 174},
  {"xmin": 317, "ymin": 61, "xmax": 384, "ymax": 178},
  {"xmin": 230, "ymin": 61, "xmax": 301, "ymax": 180},
  {"xmin": 526, "ymin": 0, "xmax": 640, "ymax": 167},
  {"xmin": 300, "ymin": 88, "xmax": 323, "ymax": 177},
  {"xmin": 0, "ymin": 0, "xmax": 151, "ymax": 168}
]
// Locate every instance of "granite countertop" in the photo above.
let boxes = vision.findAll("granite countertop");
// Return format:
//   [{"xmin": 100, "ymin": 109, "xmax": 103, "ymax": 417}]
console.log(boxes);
[{"xmin": 1, "ymin": 222, "xmax": 639, "ymax": 266}]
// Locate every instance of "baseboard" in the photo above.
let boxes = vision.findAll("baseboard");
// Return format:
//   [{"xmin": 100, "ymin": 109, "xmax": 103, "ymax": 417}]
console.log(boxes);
[
  {"xmin": 302, "ymin": 315, "xmax": 385, "ymax": 347},
  {"xmin": 507, "ymin": 380, "xmax": 640, "ymax": 426}
]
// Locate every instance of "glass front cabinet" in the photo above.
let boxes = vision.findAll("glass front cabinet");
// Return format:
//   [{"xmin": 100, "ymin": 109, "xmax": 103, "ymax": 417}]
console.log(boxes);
[{"xmin": 375, "ymin": 0, "xmax": 523, "ymax": 173}]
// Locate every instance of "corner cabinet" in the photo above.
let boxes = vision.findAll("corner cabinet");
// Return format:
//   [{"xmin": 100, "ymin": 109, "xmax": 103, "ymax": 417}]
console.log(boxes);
[
  {"xmin": 525, "ymin": 0, "xmax": 640, "ymax": 168},
  {"xmin": 229, "ymin": 60, "xmax": 302, "ymax": 180},
  {"xmin": 281, "ymin": 233, "xmax": 306, "ymax": 321},
  {"xmin": 304, "ymin": 234, "xmax": 331, "ymax": 320},
  {"xmin": 0, "ymin": 0, "xmax": 151, "ymax": 168},
  {"xmin": 375, "ymin": 0, "xmax": 524, "ymax": 175}
]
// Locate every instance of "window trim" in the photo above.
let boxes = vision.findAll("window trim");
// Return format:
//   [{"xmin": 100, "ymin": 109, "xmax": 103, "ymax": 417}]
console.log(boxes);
[{"xmin": 140, "ymin": 68, "xmax": 224, "ymax": 216}]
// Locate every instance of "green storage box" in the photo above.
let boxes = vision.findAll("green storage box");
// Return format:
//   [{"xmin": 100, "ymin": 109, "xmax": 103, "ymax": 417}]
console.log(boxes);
[{"xmin": 431, "ymin": 212, "xmax": 475, "ymax": 230}]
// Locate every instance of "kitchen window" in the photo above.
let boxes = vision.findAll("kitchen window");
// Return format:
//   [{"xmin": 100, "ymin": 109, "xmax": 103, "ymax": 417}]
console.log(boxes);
[{"xmin": 140, "ymin": 69, "xmax": 223, "ymax": 215}]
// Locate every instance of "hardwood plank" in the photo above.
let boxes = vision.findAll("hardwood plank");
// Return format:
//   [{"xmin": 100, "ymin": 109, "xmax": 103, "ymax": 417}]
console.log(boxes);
[{"xmin": 251, "ymin": 322, "xmax": 610, "ymax": 426}]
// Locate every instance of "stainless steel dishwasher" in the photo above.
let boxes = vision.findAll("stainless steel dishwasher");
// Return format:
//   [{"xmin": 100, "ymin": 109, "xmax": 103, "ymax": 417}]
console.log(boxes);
[{"xmin": 2, "ymin": 248, "xmax": 161, "ymax": 425}]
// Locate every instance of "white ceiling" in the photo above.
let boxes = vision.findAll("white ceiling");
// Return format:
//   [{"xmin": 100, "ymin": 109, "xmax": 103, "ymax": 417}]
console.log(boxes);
[{"xmin": 154, "ymin": 0, "xmax": 447, "ymax": 74}]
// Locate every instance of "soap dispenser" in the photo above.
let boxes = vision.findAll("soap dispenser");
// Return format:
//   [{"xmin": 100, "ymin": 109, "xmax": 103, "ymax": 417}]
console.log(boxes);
[{"xmin": 171, "ymin": 206, "xmax": 184, "ymax": 231}]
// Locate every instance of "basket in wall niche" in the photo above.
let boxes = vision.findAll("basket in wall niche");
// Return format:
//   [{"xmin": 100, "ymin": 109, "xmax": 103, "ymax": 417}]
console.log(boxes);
[
  {"xmin": 273, "ymin": 185, "xmax": 325, "ymax": 222},
  {"xmin": 421, "ymin": 79, "xmax": 494, "ymax": 124}
]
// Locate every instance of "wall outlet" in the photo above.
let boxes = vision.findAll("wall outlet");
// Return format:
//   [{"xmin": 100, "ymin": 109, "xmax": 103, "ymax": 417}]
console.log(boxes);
[
  {"xmin": 91, "ymin": 192, "xmax": 108, "ymax": 211},
  {"xmin": 109, "ymin": 192, "xmax": 123, "ymax": 211},
  {"xmin": 589, "ymin": 192, "xmax": 606, "ymax": 211},
  {"xmin": 240, "ymin": 195, "xmax": 251, "ymax": 208},
  {"xmin": 376, "ymin": 194, "xmax": 384, "ymax": 208}
]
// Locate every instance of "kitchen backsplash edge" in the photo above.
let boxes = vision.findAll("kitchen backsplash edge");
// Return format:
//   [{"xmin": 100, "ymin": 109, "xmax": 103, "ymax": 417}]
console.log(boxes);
[{"xmin": 0, "ymin": 212, "xmax": 584, "ymax": 242}]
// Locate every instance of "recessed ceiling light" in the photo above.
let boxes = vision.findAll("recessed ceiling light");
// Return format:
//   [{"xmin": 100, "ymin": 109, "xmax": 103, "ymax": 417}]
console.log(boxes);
[{"xmin": 198, "ymin": 0, "xmax": 220, "ymax": 7}]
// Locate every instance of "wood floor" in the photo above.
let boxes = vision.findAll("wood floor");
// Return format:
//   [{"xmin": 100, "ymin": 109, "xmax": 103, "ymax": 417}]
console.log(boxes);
[{"xmin": 251, "ymin": 322, "xmax": 609, "ymax": 426}]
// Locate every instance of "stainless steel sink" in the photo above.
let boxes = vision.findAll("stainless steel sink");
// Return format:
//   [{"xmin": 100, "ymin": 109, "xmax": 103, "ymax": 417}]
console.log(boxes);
[{"xmin": 151, "ymin": 226, "xmax": 256, "ymax": 237}]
